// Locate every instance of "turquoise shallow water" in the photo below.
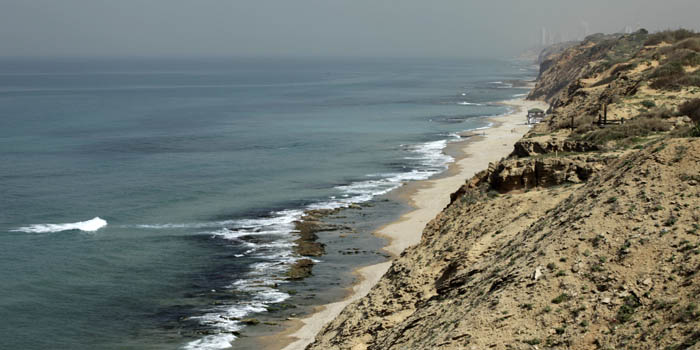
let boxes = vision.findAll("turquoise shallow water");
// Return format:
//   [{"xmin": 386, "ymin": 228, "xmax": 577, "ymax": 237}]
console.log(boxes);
[{"xmin": 0, "ymin": 57, "xmax": 535, "ymax": 349}]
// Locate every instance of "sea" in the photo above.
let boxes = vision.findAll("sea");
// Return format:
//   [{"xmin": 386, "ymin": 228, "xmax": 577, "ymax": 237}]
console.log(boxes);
[{"xmin": 0, "ymin": 56, "xmax": 535, "ymax": 349}]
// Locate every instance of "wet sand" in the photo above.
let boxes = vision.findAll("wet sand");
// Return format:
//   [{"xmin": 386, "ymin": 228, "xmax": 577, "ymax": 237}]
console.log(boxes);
[{"xmin": 270, "ymin": 97, "xmax": 549, "ymax": 350}]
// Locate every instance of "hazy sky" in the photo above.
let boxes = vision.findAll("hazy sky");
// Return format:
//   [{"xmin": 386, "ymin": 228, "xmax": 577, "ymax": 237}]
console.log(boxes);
[{"xmin": 1, "ymin": 0, "xmax": 699, "ymax": 58}]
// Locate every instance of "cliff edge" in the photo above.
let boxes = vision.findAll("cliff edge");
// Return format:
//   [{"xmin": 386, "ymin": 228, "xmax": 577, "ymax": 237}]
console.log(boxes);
[{"xmin": 305, "ymin": 29, "xmax": 700, "ymax": 350}]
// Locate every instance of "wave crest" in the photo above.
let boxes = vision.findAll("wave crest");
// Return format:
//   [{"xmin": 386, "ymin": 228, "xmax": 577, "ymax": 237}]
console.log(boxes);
[{"xmin": 12, "ymin": 217, "xmax": 108, "ymax": 233}]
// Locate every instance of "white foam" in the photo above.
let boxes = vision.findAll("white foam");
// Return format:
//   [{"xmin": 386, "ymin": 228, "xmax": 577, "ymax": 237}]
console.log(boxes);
[
  {"xmin": 183, "ymin": 209, "xmax": 306, "ymax": 349},
  {"xmin": 489, "ymin": 81, "xmax": 513, "ymax": 88},
  {"xmin": 184, "ymin": 334, "xmax": 237, "ymax": 350},
  {"xmin": 183, "ymin": 117, "xmax": 500, "ymax": 349},
  {"xmin": 457, "ymin": 101, "xmax": 482, "ymax": 106},
  {"xmin": 12, "ymin": 217, "xmax": 107, "ymax": 233},
  {"xmin": 470, "ymin": 122, "xmax": 494, "ymax": 131},
  {"xmin": 130, "ymin": 220, "xmax": 238, "ymax": 229},
  {"xmin": 308, "ymin": 137, "xmax": 457, "ymax": 211}
]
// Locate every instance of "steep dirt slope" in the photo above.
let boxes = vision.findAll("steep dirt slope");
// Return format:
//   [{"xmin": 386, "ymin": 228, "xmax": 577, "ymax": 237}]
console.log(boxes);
[
  {"xmin": 307, "ymin": 138, "xmax": 699, "ymax": 350},
  {"xmin": 305, "ymin": 30, "xmax": 700, "ymax": 350}
]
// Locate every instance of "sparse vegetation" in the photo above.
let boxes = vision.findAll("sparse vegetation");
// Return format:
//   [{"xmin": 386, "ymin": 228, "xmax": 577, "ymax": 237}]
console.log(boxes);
[
  {"xmin": 677, "ymin": 303, "xmax": 700, "ymax": 323},
  {"xmin": 644, "ymin": 29, "xmax": 698, "ymax": 46},
  {"xmin": 679, "ymin": 98, "xmax": 700, "ymax": 122},
  {"xmin": 641, "ymin": 100, "xmax": 656, "ymax": 108},
  {"xmin": 523, "ymin": 338, "xmax": 541, "ymax": 345},
  {"xmin": 616, "ymin": 295, "xmax": 642, "ymax": 323},
  {"xmin": 580, "ymin": 116, "xmax": 671, "ymax": 145},
  {"xmin": 551, "ymin": 293, "xmax": 572, "ymax": 304},
  {"xmin": 308, "ymin": 27, "xmax": 700, "ymax": 350}
]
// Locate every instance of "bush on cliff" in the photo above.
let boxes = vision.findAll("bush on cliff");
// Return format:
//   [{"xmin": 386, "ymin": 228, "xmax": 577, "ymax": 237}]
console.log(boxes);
[
  {"xmin": 666, "ymin": 49, "xmax": 700, "ymax": 67},
  {"xmin": 674, "ymin": 37, "xmax": 700, "ymax": 53},
  {"xmin": 651, "ymin": 61, "xmax": 685, "ymax": 79},
  {"xmin": 650, "ymin": 67, "xmax": 700, "ymax": 90},
  {"xmin": 582, "ymin": 116, "xmax": 671, "ymax": 145},
  {"xmin": 644, "ymin": 29, "xmax": 698, "ymax": 46},
  {"xmin": 638, "ymin": 106, "xmax": 675, "ymax": 120},
  {"xmin": 679, "ymin": 99, "xmax": 700, "ymax": 137}
]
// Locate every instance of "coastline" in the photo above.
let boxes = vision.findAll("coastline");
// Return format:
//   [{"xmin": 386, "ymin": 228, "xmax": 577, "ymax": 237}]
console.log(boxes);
[{"xmin": 270, "ymin": 96, "xmax": 548, "ymax": 350}]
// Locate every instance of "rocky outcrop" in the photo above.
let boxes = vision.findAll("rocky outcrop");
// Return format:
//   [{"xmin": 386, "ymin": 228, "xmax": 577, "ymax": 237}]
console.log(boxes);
[
  {"xmin": 286, "ymin": 259, "xmax": 314, "ymax": 280},
  {"xmin": 486, "ymin": 156, "xmax": 604, "ymax": 192},
  {"xmin": 307, "ymin": 138, "xmax": 700, "ymax": 350},
  {"xmin": 303, "ymin": 28, "xmax": 700, "ymax": 350},
  {"xmin": 449, "ymin": 155, "xmax": 606, "ymax": 201},
  {"xmin": 510, "ymin": 138, "xmax": 601, "ymax": 157},
  {"xmin": 527, "ymin": 32, "xmax": 645, "ymax": 103},
  {"xmin": 292, "ymin": 208, "xmax": 354, "ymax": 257}
]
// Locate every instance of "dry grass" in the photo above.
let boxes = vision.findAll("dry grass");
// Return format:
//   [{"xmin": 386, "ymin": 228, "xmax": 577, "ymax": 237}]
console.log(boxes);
[
  {"xmin": 581, "ymin": 116, "xmax": 671, "ymax": 145},
  {"xmin": 648, "ymin": 33, "xmax": 700, "ymax": 89},
  {"xmin": 574, "ymin": 115, "xmax": 598, "ymax": 134},
  {"xmin": 644, "ymin": 29, "xmax": 698, "ymax": 46},
  {"xmin": 673, "ymin": 37, "xmax": 700, "ymax": 52}
]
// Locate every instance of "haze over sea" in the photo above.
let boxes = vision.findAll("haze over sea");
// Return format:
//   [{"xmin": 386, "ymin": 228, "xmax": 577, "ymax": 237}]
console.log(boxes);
[{"xmin": 0, "ymin": 56, "xmax": 534, "ymax": 349}]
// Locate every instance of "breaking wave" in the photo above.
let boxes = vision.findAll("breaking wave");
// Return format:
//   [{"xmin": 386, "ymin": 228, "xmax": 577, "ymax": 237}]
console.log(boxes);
[{"xmin": 12, "ymin": 217, "xmax": 108, "ymax": 233}]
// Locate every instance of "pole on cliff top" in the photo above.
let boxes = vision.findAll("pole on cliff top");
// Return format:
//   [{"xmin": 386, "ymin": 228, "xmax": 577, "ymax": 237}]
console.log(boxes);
[
  {"xmin": 604, "ymin": 104, "xmax": 608, "ymax": 125},
  {"xmin": 571, "ymin": 115, "xmax": 575, "ymax": 130}
]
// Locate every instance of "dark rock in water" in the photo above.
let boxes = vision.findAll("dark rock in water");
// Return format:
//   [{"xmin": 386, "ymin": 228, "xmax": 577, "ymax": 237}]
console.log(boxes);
[
  {"xmin": 294, "ymin": 240, "xmax": 325, "ymax": 257},
  {"xmin": 291, "ymin": 210, "xmax": 346, "ymax": 257},
  {"xmin": 286, "ymin": 259, "xmax": 314, "ymax": 280},
  {"xmin": 241, "ymin": 318, "xmax": 260, "ymax": 325}
]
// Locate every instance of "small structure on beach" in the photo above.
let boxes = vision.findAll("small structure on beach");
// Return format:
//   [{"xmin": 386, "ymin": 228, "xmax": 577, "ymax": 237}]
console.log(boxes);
[{"xmin": 527, "ymin": 108, "xmax": 545, "ymax": 125}]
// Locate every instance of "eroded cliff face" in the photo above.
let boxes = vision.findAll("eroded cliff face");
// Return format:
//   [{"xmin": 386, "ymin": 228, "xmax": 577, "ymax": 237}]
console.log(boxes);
[
  {"xmin": 305, "ymin": 30, "xmax": 700, "ymax": 350},
  {"xmin": 308, "ymin": 138, "xmax": 699, "ymax": 350}
]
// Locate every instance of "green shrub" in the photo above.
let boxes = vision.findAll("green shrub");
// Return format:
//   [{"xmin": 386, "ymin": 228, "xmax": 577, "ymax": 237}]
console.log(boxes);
[
  {"xmin": 616, "ymin": 295, "xmax": 642, "ymax": 323},
  {"xmin": 677, "ymin": 70, "xmax": 700, "ymax": 87},
  {"xmin": 645, "ymin": 29, "xmax": 698, "ymax": 46},
  {"xmin": 675, "ymin": 51, "xmax": 700, "ymax": 66},
  {"xmin": 679, "ymin": 98, "xmax": 700, "ymax": 122},
  {"xmin": 650, "ymin": 69, "xmax": 700, "ymax": 90},
  {"xmin": 552, "ymin": 293, "xmax": 572, "ymax": 304},
  {"xmin": 651, "ymin": 61, "xmax": 685, "ymax": 78},
  {"xmin": 641, "ymin": 100, "xmax": 656, "ymax": 108},
  {"xmin": 523, "ymin": 338, "xmax": 541, "ymax": 345}
]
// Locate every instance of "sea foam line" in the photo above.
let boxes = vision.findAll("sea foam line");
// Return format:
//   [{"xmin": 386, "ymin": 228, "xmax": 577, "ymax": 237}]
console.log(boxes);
[
  {"xmin": 182, "ymin": 209, "xmax": 304, "ymax": 350},
  {"xmin": 11, "ymin": 217, "xmax": 107, "ymax": 233},
  {"xmin": 181, "ymin": 120, "xmax": 498, "ymax": 349}
]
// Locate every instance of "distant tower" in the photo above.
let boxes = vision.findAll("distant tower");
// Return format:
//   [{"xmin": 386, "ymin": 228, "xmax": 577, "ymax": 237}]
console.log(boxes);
[{"xmin": 541, "ymin": 27, "xmax": 547, "ymax": 47}]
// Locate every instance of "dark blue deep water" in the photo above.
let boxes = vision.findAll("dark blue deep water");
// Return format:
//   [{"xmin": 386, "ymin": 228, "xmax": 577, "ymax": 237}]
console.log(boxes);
[{"xmin": 0, "ymin": 57, "xmax": 535, "ymax": 349}]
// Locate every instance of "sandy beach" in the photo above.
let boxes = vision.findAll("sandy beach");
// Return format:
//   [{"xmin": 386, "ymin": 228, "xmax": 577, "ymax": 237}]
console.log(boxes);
[{"xmin": 277, "ymin": 97, "xmax": 549, "ymax": 350}]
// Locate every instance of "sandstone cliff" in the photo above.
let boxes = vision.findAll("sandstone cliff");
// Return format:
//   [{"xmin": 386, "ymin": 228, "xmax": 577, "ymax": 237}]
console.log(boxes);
[{"xmin": 305, "ymin": 29, "xmax": 700, "ymax": 350}]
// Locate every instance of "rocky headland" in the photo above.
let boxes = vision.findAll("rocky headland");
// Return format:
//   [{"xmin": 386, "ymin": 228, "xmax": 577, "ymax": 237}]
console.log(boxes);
[{"xmin": 300, "ymin": 29, "xmax": 700, "ymax": 350}]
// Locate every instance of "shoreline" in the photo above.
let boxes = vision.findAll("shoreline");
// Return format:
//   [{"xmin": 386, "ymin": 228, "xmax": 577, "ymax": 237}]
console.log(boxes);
[{"xmin": 265, "ymin": 97, "xmax": 549, "ymax": 350}]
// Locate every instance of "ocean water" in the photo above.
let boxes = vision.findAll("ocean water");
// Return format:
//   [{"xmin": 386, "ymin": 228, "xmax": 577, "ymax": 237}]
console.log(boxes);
[{"xmin": 0, "ymin": 57, "xmax": 535, "ymax": 349}]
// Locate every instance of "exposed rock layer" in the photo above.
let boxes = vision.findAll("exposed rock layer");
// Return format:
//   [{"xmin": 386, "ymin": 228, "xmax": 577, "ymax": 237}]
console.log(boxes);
[
  {"xmin": 307, "ymin": 138, "xmax": 700, "ymax": 350},
  {"xmin": 304, "ymin": 30, "xmax": 700, "ymax": 350}
]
